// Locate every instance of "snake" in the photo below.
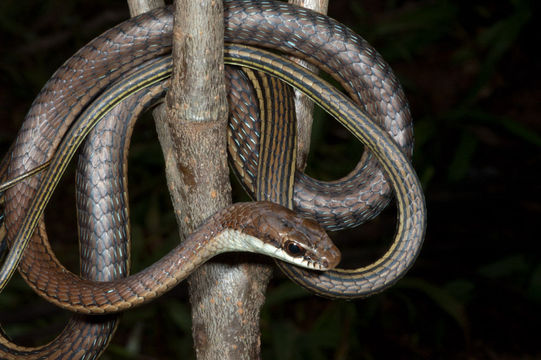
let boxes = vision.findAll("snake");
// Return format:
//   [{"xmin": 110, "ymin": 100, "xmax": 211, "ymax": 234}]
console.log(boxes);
[
  {"xmin": 1, "ymin": 0, "xmax": 417, "ymax": 291},
  {"xmin": 0, "ymin": 86, "xmax": 151, "ymax": 359},
  {"xmin": 0, "ymin": 40, "xmax": 426, "ymax": 307},
  {"xmin": 0, "ymin": 0, "xmax": 426, "ymax": 356},
  {"xmin": 0, "ymin": 65, "xmax": 299, "ymax": 358}
]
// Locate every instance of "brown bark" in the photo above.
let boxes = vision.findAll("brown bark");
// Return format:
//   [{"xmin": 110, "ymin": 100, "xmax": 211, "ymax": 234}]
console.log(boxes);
[
  {"xmin": 154, "ymin": 0, "xmax": 230, "ymax": 233},
  {"xmin": 168, "ymin": 2, "xmax": 272, "ymax": 357},
  {"xmin": 288, "ymin": 0, "xmax": 329, "ymax": 170},
  {"xmin": 127, "ymin": 0, "xmax": 271, "ymax": 359},
  {"xmin": 126, "ymin": 0, "xmax": 164, "ymax": 17}
]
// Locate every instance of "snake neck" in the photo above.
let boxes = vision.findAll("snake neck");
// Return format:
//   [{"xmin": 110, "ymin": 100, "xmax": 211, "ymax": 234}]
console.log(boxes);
[
  {"xmin": 18, "ymin": 202, "xmax": 336, "ymax": 314},
  {"xmin": 16, "ymin": 205, "xmax": 238, "ymax": 314}
]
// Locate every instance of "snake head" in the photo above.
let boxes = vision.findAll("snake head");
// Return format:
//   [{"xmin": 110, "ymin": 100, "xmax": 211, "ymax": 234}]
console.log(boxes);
[{"xmin": 234, "ymin": 202, "xmax": 341, "ymax": 271}]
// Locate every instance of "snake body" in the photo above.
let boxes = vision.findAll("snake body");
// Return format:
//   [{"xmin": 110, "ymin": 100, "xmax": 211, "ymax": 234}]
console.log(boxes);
[
  {"xmin": 0, "ymin": 69, "xmax": 298, "ymax": 358},
  {"xmin": 4, "ymin": 0, "xmax": 413, "ymax": 251},
  {"xmin": 0, "ymin": 70, "xmax": 341, "ymax": 357},
  {"xmin": 2, "ymin": 41, "xmax": 424, "ymax": 309},
  {"xmin": 1, "ymin": 0, "xmax": 419, "ymax": 299},
  {"xmin": 0, "ymin": 0, "xmax": 425, "ymax": 356},
  {"xmin": 228, "ymin": 67, "xmax": 297, "ymax": 208},
  {"xmin": 0, "ymin": 83, "xmax": 152, "ymax": 360}
]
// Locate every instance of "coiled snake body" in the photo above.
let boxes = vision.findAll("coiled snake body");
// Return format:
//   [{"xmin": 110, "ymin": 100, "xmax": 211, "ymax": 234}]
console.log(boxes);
[{"xmin": 0, "ymin": 0, "xmax": 426, "ymax": 358}]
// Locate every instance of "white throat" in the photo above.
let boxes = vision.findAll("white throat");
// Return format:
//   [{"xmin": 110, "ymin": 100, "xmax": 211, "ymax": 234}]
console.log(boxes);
[{"xmin": 215, "ymin": 229, "xmax": 316, "ymax": 270}]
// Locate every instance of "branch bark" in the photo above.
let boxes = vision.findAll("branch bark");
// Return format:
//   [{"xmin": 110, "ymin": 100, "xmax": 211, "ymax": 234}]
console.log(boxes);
[
  {"xmin": 127, "ymin": 0, "xmax": 164, "ymax": 17},
  {"xmin": 128, "ymin": 1, "xmax": 271, "ymax": 358},
  {"xmin": 288, "ymin": 0, "xmax": 329, "ymax": 170}
]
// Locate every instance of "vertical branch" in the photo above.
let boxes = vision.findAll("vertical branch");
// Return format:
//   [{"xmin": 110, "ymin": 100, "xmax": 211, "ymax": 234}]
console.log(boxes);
[
  {"xmin": 169, "ymin": 1, "xmax": 271, "ymax": 355},
  {"xmin": 153, "ymin": 0, "xmax": 230, "ymax": 233},
  {"xmin": 288, "ymin": 0, "xmax": 329, "ymax": 170},
  {"xmin": 126, "ymin": 0, "xmax": 164, "ymax": 17},
  {"xmin": 128, "ymin": 1, "xmax": 270, "ymax": 358}
]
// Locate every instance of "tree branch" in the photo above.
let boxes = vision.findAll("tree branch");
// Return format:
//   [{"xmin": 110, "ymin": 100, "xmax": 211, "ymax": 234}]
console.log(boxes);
[
  {"xmin": 127, "ymin": 0, "xmax": 165, "ymax": 17},
  {"xmin": 288, "ymin": 0, "xmax": 329, "ymax": 170},
  {"xmin": 128, "ymin": 0, "xmax": 271, "ymax": 358}
]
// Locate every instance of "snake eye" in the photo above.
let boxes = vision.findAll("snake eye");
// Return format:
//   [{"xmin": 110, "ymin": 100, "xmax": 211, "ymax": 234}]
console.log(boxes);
[{"xmin": 285, "ymin": 241, "xmax": 305, "ymax": 257}]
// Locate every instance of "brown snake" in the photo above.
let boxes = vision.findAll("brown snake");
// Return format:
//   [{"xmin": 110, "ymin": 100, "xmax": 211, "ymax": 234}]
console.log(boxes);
[
  {"xmin": 1, "ymin": 0, "xmax": 418, "ymax": 299},
  {"xmin": 0, "ymin": 88, "xmax": 151, "ymax": 359},
  {"xmin": 0, "ymin": 74, "xmax": 342, "ymax": 357},
  {"xmin": 0, "ymin": 0, "xmax": 425, "ymax": 357}
]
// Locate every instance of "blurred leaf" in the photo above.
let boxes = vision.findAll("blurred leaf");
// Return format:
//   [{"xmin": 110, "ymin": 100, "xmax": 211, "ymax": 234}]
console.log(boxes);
[
  {"xmin": 527, "ymin": 263, "xmax": 541, "ymax": 303},
  {"xmin": 398, "ymin": 278, "xmax": 470, "ymax": 336},
  {"xmin": 444, "ymin": 280, "xmax": 475, "ymax": 303},
  {"xmin": 166, "ymin": 300, "xmax": 192, "ymax": 332},
  {"xmin": 265, "ymin": 282, "xmax": 310, "ymax": 306},
  {"xmin": 495, "ymin": 116, "xmax": 541, "ymax": 147},
  {"xmin": 310, "ymin": 304, "xmax": 343, "ymax": 346},
  {"xmin": 125, "ymin": 322, "xmax": 144, "ymax": 355},
  {"xmin": 268, "ymin": 321, "xmax": 300, "ymax": 360},
  {"xmin": 420, "ymin": 165, "xmax": 435, "ymax": 189},
  {"xmin": 103, "ymin": 344, "xmax": 139, "ymax": 360},
  {"xmin": 144, "ymin": 194, "xmax": 161, "ymax": 236},
  {"xmin": 463, "ymin": 0, "xmax": 531, "ymax": 105},
  {"xmin": 478, "ymin": 254, "xmax": 529, "ymax": 278},
  {"xmin": 447, "ymin": 130, "xmax": 477, "ymax": 182},
  {"xmin": 413, "ymin": 118, "xmax": 437, "ymax": 153},
  {"xmin": 352, "ymin": 1, "xmax": 458, "ymax": 61},
  {"xmin": 452, "ymin": 108, "xmax": 541, "ymax": 147}
]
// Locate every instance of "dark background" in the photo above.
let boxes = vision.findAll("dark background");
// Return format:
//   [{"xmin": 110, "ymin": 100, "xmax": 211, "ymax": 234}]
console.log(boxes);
[{"xmin": 1, "ymin": 0, "xmax": 539, "ymax": 359}]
